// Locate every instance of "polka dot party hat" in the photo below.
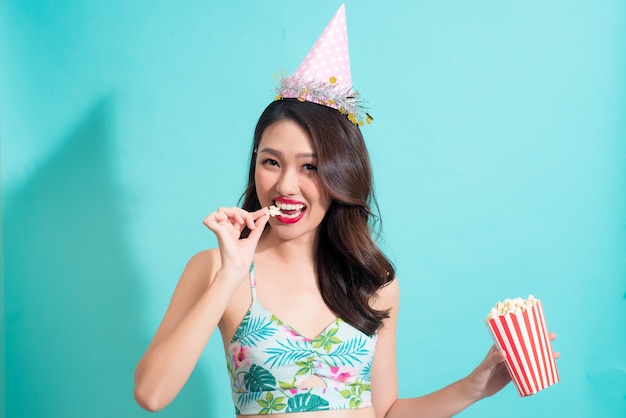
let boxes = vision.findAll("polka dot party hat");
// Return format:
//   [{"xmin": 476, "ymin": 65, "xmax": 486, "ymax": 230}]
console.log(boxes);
[{"xmin": 275, "ymin": 4, "xmax": 372, "ymax": 126}]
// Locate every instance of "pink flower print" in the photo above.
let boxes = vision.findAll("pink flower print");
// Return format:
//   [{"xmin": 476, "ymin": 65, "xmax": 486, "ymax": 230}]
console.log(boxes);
[
  {"xmin": 288, "ymin": 388, "xmax": 299, "ymax": 395},
  {"xmin": 285, "ymin": 328, "xmax": 301, "ymax": 338},
  {"xmin": 231, "ymin": 343, "xmax": 251, "ymax": 370},
  {"xmin": 283, "ymin": 327, "xmax": 312, "ymax": 343},
  {"xmin": 330, "ymin": 366, "xmax": 353, "ymax": 382}
]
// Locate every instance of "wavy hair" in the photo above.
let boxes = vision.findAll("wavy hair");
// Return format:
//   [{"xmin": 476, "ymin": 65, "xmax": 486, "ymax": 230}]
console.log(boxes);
[{"xmin": 240, "ymin": 99, "xmax": 395, "ymax": 335}]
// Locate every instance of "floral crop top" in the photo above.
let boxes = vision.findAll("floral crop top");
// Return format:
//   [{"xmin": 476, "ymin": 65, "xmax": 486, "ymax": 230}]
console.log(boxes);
[{"xmin": 226, "ymin": 267, "xmax": 377, "ymax": 415}]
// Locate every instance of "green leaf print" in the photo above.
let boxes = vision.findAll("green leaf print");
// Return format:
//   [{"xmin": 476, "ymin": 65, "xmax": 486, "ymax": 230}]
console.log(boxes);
[
  {"xmin": 339, "ymin": 389, "xmax": 352, "ymax": 398},
  {"xmin": 286, "ymin": 393, "xmax": 330, "ymax": 412},
  {"xmin": 270, "ymin": 315, "xmax": 284, "ymax": 325},
  {"xmin": 231, "ymin": 313, "xmax": 250, "ymax": 343},
  {"xmin": 263, "ymin": 339, "xmax": 314, "ymax": 368},
  {"xmin": 243, "ymin": 364, "xmax": 277, "ymax": 392},
  {"xmin": 226, "ymin": 357, "xmax": 235, "ymax": 380},
  {"xmin": 320, "ymin": 335, "xmax": 368, "ymax": 366},
  {"xmin": 349, "ymin": 397, "xmax": 362, "ymax": 409},
  {"xmin": 338, "ymin": 381, "xmax": 370, "ymax": 409},
  {"xmin": 355, "ymin": 383, "xmax": 363, "ymax": 396},
  {"xmin": 278, "ymin": 379, "xmax": 297, "ymax": 390},
  {"xmin": 311, "ymin": 327, "xmax": 342, "ymax": 352},
  {"xmin": 238, "ymin": 392, "xmax": 262, "ymax": 408},
  {"xmin": 257, "ymin": 392, "xmax": 287, "ymax": 415},
  {"xmin": 294, "ymin": 358, "xmax": 315, "ymax": 377},
  {"xmin": 360, "ymin": 359, "xmax": 372, "ymax": 380},
  {"xmin": 232, "ymin": 314, "xmax": 277, "ymax": 347}
]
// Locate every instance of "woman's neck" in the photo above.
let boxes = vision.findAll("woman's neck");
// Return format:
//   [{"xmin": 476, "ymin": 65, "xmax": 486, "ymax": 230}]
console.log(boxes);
[{"xmin": 256, "ymin": 230, "xmax": 318, "ymax": 266}]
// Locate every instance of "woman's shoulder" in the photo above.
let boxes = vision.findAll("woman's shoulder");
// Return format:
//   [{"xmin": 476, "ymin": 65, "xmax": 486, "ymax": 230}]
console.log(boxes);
[
  {"xmin": 180, "ymin": 248, "xmax": 222, "ymax": 286},
  {"xmin": 188, "ymin": 247, "xmax": 221, "ymax": 265},
  {"xmin": 373, "ymin": 276, "xmax": 400, "ymax": 311}
]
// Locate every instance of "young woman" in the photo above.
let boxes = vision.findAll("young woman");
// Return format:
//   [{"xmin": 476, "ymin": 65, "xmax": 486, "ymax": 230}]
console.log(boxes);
[{"xmin": 133, "ymin": 98, "xmax": 558, "ymax": 417}]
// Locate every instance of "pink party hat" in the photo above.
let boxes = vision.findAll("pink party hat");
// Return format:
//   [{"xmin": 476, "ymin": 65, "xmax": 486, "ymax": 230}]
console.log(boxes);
[{"xmin": 275, "ymin": 4, "xmax": 371, "ymax": 126}]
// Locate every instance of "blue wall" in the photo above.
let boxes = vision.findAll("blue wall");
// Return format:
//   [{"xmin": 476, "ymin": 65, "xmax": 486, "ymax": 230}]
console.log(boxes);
[{"xmin": 2, "ymin": 1, "xmax": 625, "ymax": 417}]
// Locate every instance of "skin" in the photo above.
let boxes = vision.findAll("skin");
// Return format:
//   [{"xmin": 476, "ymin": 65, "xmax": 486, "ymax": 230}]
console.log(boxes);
[{"xmin": 134, "ymin": 120, "xmax": 559, "ymax": 417}]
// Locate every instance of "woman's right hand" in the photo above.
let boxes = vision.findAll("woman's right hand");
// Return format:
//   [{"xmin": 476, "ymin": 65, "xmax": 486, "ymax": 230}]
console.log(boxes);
[{"xmin": 203, "ymin": 206, "xmax": 269, "ymax": 280}]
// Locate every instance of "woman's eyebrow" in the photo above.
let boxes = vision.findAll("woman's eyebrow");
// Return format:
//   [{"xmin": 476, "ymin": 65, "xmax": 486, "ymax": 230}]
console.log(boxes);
[
  {"xmin": 258, "ymin": 148, "xmax": 317, "ymax": 159},
  {"xmin": 295, "ymin": 152, "xmax": 317, "ymax": 158},
  {"xmin": 258, "ymin": 147, "xmax": 281, "ymax": 156}
]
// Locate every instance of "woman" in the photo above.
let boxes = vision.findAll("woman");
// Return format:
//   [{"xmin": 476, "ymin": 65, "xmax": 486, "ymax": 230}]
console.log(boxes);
[
  {"xmin": 134, "ymin": 5, "xmax": 558, "ymax": 417},
  {"xmin": 134, "ymin": 98, "xmax": 556, "ymax": 417}
]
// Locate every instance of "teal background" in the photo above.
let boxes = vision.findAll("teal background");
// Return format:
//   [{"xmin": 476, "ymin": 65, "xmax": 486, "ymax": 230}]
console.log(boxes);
[{"xmin": 2, "ymin": 0, "xmax": 625, "ymax": 417}]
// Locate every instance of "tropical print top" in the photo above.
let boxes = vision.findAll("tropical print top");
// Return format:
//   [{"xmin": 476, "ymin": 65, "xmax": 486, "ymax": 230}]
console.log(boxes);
[{"xmin": 226, "ymin": 267, "xmax": 377, "ymax": 415}]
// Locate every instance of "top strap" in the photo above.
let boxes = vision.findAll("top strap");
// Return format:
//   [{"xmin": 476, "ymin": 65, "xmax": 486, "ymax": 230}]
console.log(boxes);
[{"xmin": 249, "ymin": 264, "xmax": 258, "ymax": 301}]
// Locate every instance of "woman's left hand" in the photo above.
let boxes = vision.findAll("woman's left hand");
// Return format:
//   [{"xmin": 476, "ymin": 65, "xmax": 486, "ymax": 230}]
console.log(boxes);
[{"xmin": 466, "ymin": 332, "xmax": 559, "ymax": 400}]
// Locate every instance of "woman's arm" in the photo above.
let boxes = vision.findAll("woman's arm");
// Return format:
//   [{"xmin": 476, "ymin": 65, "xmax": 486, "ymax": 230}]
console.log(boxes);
[
  {"xmin": 369, "ymin": 278, "xmax": 400, "ymax": 417},
  {"xmin": 134, "ymin": 207, "xmax": 269, "ymax": 412},
  {"xmin": 133, "ymin": 250, "xmax": 241, "ymax": 411},
  {"xmin": 370, "ymin": 278, "xmax": 509, "ymax": 417},
  {"xmin": 371, "ymin": 278, "xmax": 558, "ymax": 418},
  {"xmin": 383, "ymin": 347, "xmax": 509, "ymax": 418}
]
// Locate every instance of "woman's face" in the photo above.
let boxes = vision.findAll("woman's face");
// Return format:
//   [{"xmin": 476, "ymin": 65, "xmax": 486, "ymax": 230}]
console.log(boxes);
[{"xmin": 255, "ymin": 119, "xmax": 331, "ymax": 243}]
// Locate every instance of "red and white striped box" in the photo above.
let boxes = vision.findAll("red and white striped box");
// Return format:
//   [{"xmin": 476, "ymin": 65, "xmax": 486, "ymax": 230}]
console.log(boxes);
[{"xmin": 485, "ymin": 298, "xmax": 559, "ymax": 396}]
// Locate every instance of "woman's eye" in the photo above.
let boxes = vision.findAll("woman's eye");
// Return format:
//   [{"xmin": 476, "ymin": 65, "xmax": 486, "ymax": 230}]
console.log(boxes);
[
  {"xmin": 303, "ymin": 163, "xmax": 317, "ymax": 171},
  {"xmin": 261, "ymin": 158, "xmax": 279, "ymax": 166}
]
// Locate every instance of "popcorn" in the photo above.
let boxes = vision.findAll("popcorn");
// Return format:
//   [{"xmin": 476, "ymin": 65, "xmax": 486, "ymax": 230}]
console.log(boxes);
[
  {"xmin": 485, "ymin": 295, "xmax": 559, "ymax": 396},
  {"xmin": 266, "ymin": 205, "xmax": 282, "ymax": 217},
  {"xmin": 487, "ymin": 295, "xmax": 538, "ymax": 319}
]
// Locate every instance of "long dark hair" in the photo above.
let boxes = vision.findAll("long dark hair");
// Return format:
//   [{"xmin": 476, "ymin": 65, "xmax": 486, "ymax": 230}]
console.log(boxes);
[{"xmin": 240, "ymin": 99, "xmax": 395, "ymax": 335}]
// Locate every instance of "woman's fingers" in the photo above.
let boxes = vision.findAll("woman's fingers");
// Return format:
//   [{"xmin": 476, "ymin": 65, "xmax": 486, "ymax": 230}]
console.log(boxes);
[
  {"xmin": 550, "ymin": 335, "xmax": 560, "ymax": 359},
  {"xmin": 203, "ymin": 206, "xmax": 271, "ymax": 233},
  {"xmin": 202, "ymin": 214, "xmax": 220, "ymax": 229},
  {"xmin": 204, "ymin": 207, "xmax": 240, "ymax": 227},
  {"xmin": 483, "ymin": 345, "xmax": 506, "ymax": 367},
  {"xmin": 547, "ymin": 332, "xmax": 560, "ymax": 359},
  {"xmin": 247, "ymin": 214, "xmax": 269, "ymax": 243}
]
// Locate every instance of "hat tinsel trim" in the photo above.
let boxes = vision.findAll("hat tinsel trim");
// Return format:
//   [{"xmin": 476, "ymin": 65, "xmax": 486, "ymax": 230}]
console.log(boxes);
[{"xmin": 274, "ymin": 71, "xmax": 373, "ymax": 126}]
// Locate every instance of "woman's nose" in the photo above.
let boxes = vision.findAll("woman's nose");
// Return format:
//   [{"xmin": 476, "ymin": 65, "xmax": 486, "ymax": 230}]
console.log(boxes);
[{"xmin": 276, "ymin": 169, "xmax": 299, "ymax": 195}]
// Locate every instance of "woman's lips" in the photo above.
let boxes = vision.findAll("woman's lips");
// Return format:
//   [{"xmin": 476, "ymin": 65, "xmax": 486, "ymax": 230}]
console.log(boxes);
[
  {"xmin": 271, "ymin": 199, "xmax": 306, "ymax": 223},
  {"xmin": 275, "ymin": 210, "xmax": 305, "ymax": 224}
]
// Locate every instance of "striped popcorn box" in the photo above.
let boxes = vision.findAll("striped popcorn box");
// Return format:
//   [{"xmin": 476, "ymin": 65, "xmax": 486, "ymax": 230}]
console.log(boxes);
[{"xmin": 485, "ymin": 296, "xmax": 559, "ymax": 396}]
